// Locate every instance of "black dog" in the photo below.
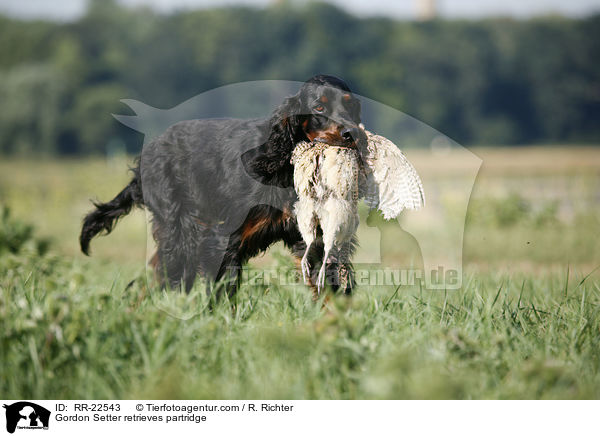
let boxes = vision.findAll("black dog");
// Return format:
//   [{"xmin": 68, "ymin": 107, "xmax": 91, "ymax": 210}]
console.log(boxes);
[{"xmin": 80, "ymin": 75, "xmax": 365, "ymax": 298}]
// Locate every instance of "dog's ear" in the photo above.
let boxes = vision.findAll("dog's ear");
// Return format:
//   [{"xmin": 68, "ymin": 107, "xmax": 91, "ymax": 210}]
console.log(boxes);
[
  {"xmin": 268, "ymin": 92, "xmax": 305, "ymax": 149},
  {"xmin": 240, "ymin": 92, "xmax": 304, "ymax": 187}
]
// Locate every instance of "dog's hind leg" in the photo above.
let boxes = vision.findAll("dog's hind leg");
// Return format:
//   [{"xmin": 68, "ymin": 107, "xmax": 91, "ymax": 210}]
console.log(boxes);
[
  {"xmin": 214, "ymin": 255, "xmax": 242, "ymax": 301},
  {"xmin": 151, "ymin": 215, "xmax": 204, "ymax": 293},
  {"xmin": 180, "ymin": 223, "xmax": 216, "ymax": 294},
  {"xmin": 149, "ymin": 220, "xmax": 183, "ymax": 290}
]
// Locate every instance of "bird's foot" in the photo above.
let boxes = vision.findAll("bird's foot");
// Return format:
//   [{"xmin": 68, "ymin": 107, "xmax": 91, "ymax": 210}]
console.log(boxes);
[
  {"xmin": 301, "ymin": 255, "xmax": 311, "ymax": 284},
  {"xmin": 317, "ymin": 262, "xmax": 327, "ymax": 294}
]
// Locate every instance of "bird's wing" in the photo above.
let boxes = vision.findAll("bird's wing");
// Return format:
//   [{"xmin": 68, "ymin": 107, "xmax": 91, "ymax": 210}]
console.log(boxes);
[{"xmin": 361, "ymin": 130, "xmax": 425, "ymax": 219}]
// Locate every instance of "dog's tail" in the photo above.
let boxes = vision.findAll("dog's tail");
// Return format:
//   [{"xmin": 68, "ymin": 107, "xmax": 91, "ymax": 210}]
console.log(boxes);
[{"xmin": 80, "ymin": 168, "xmax": 144, "ymax": 255}]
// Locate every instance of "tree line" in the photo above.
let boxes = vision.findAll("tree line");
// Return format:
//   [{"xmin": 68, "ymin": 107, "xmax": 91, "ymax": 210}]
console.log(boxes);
[{"xmin": 0, "ymin": 0, "xmax": 598, "ymax": 155}]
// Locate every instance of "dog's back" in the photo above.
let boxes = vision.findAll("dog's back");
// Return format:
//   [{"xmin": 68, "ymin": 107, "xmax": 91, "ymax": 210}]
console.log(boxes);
[{"xmin": 80, "ymin": 116, "xmax": 296, "ymax": 292}]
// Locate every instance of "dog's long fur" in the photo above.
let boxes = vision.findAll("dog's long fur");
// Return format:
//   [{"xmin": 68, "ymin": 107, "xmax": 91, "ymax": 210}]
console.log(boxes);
[{"xmin": 80, "ymin": 75, "xmax": 365, "ymax": 298}]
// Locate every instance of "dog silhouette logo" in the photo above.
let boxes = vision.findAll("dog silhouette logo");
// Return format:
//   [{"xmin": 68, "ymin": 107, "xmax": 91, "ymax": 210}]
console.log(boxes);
[
  {"xmin": 114, "ymin": 81, "xmax": 481, "ymax": 294},
  {"xmin": 3, "ymin": 402, "xmax": 50, "ymax": 433}
]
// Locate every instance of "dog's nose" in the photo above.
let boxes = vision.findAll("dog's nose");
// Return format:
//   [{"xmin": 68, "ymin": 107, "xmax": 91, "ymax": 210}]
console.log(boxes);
[{"xmin": 341, "ymin": 127, "xmax": 360, "ymax": 142}]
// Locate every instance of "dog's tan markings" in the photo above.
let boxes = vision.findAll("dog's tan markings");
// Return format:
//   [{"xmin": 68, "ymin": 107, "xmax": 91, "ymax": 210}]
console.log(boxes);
[
  {"xmin": 240, "ymin": 208, "xmax": 291, "ymax": 248},
  {"xmin": 313, "ymin": 125, "xmax": 345, "ymax": 145},
  {"xmin": 303, "ymin": 119, "xmax": 320, "ymax": 142},
  {"xmin": 281, "ymin": 206, "xmax": 293, "ymax": 223},
  {"xmin": 193, "ymin": 217, "xmax": 210, "ymax": 227},
  {"xmin": 240, "ymin": 215, "xmax": 272, "ymax": 247}
]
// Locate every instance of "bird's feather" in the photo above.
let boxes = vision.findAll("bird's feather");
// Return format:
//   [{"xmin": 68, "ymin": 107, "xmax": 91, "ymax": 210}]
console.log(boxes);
[{"xmin": 361, "ymin": 130, "xmax": 425, "ymax": 219}]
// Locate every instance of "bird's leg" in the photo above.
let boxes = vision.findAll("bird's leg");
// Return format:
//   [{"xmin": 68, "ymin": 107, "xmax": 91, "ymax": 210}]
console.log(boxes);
[
  {"xmin": 317, "ymin": 228, "xmax": 335, "ymax": 294},
  {"xmin": 300, "ymin": 241, "xmax": 312, "ymax": 284},
  {"xmin": 317, "ymin": 248, "xmax": 330, "ymax": 294},
  {"xmin": 295, "ymin": 199, "xmax": 317, "ymax": 285},
  {"xmin": 337, "ymin": 240, "xmax": 353, "ymax": 293},
  {"xmin": 317, "ymin": 197, "xmax": 343, "ymax": 294}
]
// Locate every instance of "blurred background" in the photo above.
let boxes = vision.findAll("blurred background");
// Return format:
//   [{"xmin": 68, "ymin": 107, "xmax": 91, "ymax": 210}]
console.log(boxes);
[
  {"xmin": 1, "ymin": 0, "xmax": 600, "ymax": 401},
  {"xmin": 0, "ymin": 0, "xmax": 598, "ymax": 273}
]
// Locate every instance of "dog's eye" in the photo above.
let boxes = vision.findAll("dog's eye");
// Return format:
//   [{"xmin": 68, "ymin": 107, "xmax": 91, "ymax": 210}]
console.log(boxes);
[{"xmin": 314, "ymin": 105, "xmax": 325, "ymax": 113}]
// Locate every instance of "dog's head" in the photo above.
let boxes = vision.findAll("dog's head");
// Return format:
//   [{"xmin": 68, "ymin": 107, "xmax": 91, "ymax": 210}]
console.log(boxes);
[
  {"xmin": 272, "ymin": 74, "xmax": 365, "ymax": 149},
  {"xmin": 246, "ymin": 75, "xmax": 366, "ymax": 186}
]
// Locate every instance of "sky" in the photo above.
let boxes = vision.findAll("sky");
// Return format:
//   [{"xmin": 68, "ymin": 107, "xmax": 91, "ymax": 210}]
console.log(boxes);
[{"xmin": 0, "ymin": 0, "xmax": 599, "ymax": 21}]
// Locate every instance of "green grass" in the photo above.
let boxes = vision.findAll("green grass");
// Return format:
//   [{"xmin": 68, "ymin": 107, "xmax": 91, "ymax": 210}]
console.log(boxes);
[
  {"xmin": 1, "ymin": 249, "xmax": 599, "ymax": 399},
  {"xmin": 1, "ymin": 149, "xmax": 600, "ymax": 399}
]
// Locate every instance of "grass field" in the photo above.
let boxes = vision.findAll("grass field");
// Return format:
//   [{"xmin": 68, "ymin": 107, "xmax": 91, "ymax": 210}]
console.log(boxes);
[{"xmin": 1, "ymin": 146, "xmax": 600, "ymax": 399}]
